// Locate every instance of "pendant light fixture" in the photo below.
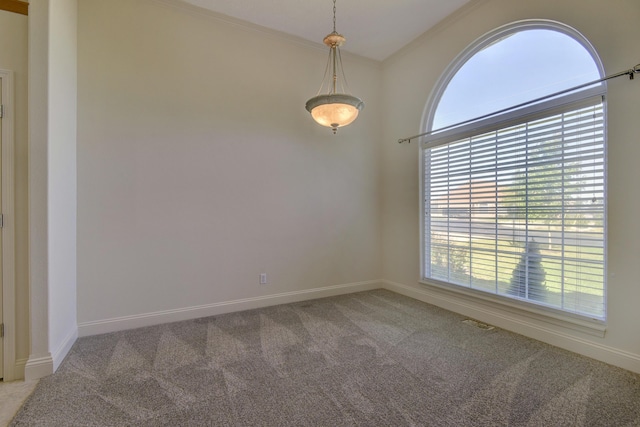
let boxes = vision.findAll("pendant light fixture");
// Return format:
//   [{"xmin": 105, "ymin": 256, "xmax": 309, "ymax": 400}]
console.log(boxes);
[{"xmin": 305, "ymin": 0, "xmax": 364, "ymax": 134}]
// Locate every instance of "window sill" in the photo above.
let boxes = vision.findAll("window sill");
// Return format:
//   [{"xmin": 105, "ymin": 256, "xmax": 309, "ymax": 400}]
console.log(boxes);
[{"xmin": 418, "ymin": 279, "xmax": 607, "ymax": 338}]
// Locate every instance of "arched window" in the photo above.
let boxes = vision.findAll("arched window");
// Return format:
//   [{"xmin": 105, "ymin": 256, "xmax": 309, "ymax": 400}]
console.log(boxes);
[{"xmin": 421, "ymin": 21, "xmax": 606, "ymax": 320}]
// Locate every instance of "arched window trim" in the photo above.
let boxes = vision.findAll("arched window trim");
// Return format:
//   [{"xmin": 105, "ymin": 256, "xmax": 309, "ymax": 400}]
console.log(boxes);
[
  {"xmin": 421, "ymin": 19, "xmax": 606, "ymax": 135},
  {"xmin": 419, "ymin": 20, "xmax": 608, "ymax": 333}
]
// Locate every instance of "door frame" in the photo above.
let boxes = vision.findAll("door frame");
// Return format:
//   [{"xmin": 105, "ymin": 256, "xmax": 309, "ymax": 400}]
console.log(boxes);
[{"xmin": 0, "ymin": 69, "xmax": 17, "ymax": 381}]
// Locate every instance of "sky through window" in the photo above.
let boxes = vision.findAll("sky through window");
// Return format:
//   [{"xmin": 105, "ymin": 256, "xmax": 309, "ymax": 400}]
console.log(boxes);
[{"xmin": 433, "ymin": 29, "xmax": 601, "ymax": 130}]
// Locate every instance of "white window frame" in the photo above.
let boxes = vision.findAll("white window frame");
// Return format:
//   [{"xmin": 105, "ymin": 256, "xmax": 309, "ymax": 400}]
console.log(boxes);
[{"xmin": 419, "ymin": 20, "xmax": 607, "ymax": 335}]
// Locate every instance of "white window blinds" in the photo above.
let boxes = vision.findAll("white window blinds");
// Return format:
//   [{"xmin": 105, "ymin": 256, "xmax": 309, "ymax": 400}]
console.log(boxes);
[{"xmin": 423, "ymin": 96, "xmax": 606, "ymax": 319}]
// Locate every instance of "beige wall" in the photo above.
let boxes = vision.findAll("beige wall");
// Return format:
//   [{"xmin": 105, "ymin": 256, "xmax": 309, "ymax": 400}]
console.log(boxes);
[
  {"xmin": 0, "ymin": 9, "xmax": 30, "ymax": 375},
  {"xmin": 48, "ymin": 0, "xmax": 78, "ymax": 370},
  {"xmin": 25, "ymin": 0, "xmax": 79, "ymax": 380},
  {"xmin": 381, "ymin": 0, "xmax": 640, "ymax": 371},
  {"xmin": 76, "ymin": 0, "xmax": 383, "ymax": 328}
]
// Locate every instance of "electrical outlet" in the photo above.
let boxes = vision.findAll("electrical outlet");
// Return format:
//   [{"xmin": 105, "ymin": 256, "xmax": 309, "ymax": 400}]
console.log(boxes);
[{"xmin": 259, "ymin": 273, "xmax": 267, "ymax": 284}]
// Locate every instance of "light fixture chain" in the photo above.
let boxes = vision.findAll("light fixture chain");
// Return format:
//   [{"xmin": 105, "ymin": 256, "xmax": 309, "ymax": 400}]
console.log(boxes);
[
  {"xmin": 333, "ymin": 0, "xmax": 337, "ymax": 33},
  {"xmin": 336, "ymin": 47, "xmax": 352, "ymax": 94}
]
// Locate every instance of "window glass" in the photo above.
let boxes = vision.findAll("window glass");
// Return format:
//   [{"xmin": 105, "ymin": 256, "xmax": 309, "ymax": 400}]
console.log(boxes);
[
  {"xmin": 433, "ymin": 29, "xmax": 601, "ymax": 130},
  {"xmin": 423, "ymin": 24, "xmax": 606, "ymax": 320}
]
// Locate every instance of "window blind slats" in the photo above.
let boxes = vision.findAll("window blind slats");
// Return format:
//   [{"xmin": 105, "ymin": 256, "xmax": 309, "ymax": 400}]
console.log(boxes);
[{"xmin": 424, "ymin": 100, "xmax": 606, "ymax": 319}]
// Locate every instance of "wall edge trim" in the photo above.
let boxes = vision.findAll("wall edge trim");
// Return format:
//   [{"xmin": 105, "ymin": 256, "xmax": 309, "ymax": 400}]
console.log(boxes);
[
  {"xmin": 24, "ymin": 354, "xmax": 53, "ymax": 380},
  {"xmin": 382, "ymin": 279, "xmax": 640, "ymax": 374},
  {"xmin": 78, "ymin": 280, "xmax": 382, "ymax": 337},
  {"xmin": 51, "ymin": 327, "xmax": 78, "ymax": 372}
]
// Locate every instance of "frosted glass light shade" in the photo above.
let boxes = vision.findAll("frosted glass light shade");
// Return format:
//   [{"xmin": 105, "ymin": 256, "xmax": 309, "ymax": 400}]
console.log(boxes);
[{"xmin": 305, "ymin": 94, "xmax": 364, "ymax": 132}]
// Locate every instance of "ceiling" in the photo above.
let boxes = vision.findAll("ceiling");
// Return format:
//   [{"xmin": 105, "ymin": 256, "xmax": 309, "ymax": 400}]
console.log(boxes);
[{"xmin": 179, "ymin": 0, "xmax": 472, "ymax": 61}]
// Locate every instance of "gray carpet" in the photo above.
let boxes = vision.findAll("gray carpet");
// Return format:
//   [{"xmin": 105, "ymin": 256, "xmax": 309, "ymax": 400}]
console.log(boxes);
[{"xmin": 11, "ymin": 289, "xmax": 640, "ymax": 426}]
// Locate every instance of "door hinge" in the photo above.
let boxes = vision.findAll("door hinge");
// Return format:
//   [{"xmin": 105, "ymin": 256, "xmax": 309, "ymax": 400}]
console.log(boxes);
[
  {"xmin": 0, "ymin": 214, "xmax": 3, "ymax": 228},
  {"xmin": 0, "ymin": 104, "xmax": 4, "ymax": 118},
  {"xmin": 1, "ymin": 323, "xmax": 4, "ymax": 338}
]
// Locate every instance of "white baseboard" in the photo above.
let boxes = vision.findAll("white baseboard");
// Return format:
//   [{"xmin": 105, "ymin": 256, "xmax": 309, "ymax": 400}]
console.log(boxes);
[
  {"xmin": 24, "ymin": 281, "xmax": 640, "ymax": 378},
  {"xmin": 24, "ymin": 354, "xmax": 54, "ymax": 381},
  {"xmin": 78, "ymin": 280, "xmax": 382, "ymax": 337},
  {"xmin": 9, "ymin": 358, "xmax": 28, "ymax": 380},
  {"xmin": 382, "ymin": 280, "xmax": 640, "ymax": 374},
  {"xmin": 21, "ymin": 328, "xmax": 78, "ymax": 380},
  {"xmin": 52, "ymin": 327, "xmax": 78, "ymax": 372}
]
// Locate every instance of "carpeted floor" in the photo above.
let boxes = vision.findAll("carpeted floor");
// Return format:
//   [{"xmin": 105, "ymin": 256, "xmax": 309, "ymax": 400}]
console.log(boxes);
[{"xmin": 11, "ymin": 289, "xmax": 640, "ymax": 426}]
